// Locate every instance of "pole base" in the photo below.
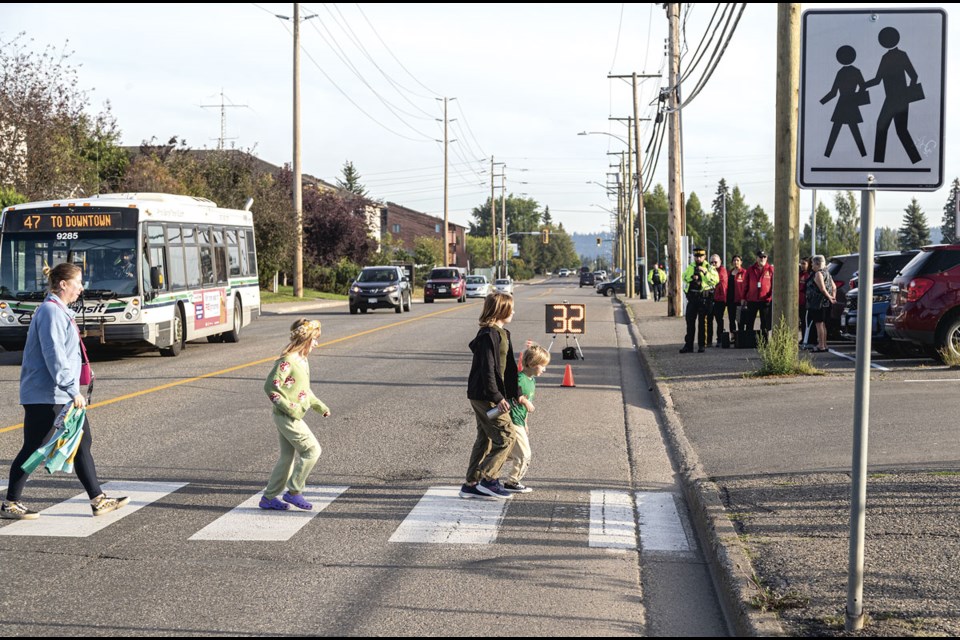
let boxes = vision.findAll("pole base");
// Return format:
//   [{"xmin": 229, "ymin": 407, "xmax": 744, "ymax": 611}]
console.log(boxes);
[{"xmin": 845, "ymin": 608, "xmax": 865, "ymax": 632}]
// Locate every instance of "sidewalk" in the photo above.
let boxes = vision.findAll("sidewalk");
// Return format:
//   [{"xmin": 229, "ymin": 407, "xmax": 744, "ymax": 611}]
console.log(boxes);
[{"xmin": 621, "ymin": 297, "xmax": 960, "ymax": 637}]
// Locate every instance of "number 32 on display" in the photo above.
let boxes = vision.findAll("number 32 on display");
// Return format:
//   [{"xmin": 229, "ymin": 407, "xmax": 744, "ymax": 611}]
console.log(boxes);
[{"xmin": 545, "ymin": 303, "xmax": 585, "ymax": 334}]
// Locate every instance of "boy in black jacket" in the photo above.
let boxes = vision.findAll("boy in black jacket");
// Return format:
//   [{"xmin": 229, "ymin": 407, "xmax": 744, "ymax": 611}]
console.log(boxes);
[{"xmin": 460, "ymin": 293, "xmax": 519, "ymax": 500}]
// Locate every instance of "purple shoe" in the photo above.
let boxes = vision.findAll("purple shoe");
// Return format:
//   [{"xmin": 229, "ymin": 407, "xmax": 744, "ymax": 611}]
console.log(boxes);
[
  {"xmin": 282, "ymin": 492, "xmax": 313, "ymax": 510},
  {"xmin": 259, "ymin": 496, "xmax": 290, "ymax": 511}
]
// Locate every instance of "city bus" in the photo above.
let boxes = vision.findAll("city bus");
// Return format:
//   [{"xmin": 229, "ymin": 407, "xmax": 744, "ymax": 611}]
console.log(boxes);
[{"xmin": 0, "ymin": 193, "xmax": 261, "ymax": 356}]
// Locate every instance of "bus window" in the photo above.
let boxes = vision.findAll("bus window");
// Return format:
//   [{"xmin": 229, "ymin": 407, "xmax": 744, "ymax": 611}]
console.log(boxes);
[
  {"xmin": 185, "ymin": 246, "xmax": 201, "ymax": 289},
  {"xmin": 167, "ymin": 225, "xmax": 186, "ymax": 290},
  {"xmin": 199, "ymin": 244, "xmax": 215, "ymax": 285},
  {"xmin": 244, "ymin": 230, "xmax": 257, "ymax": 276},
  {"xmin": 213, "ymin": 227, "xmax": 227, "ymax": 283},
  {"xmin": 226, "ymin": 229, "xmax": 241, "ymax": 277}
]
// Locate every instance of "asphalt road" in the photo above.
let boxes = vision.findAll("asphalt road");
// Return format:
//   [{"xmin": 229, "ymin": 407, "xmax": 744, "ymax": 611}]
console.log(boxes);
[{"xmin": 0, "ymin": 280, "xmax": 726, "ymax": 636}]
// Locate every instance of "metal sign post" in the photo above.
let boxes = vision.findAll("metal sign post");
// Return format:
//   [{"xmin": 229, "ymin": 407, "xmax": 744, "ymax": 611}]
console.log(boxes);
[{"xmin": 799, "ymin": 8, "xmax": 946, "ymax": 633}]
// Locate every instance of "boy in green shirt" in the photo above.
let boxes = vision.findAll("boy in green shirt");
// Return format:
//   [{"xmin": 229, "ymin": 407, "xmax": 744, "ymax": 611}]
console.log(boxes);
[{"xmin": 501, "ymin": 343, "xmax": 550, "ymax": 493}]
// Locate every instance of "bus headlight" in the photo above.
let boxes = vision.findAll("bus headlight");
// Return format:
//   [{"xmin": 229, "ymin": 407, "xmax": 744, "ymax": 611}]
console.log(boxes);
[{"xmin": 124, "ymin": 303, "xmax": 141, "ymax": 320}]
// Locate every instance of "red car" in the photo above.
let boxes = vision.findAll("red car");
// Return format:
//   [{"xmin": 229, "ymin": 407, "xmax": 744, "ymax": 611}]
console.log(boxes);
[
  {"xmin": 424, "ymin": 267, "xmax": 466, "ymax": 303},
  {"xmin": 885, "ymin": 244, "xmax": 960, "ymax": 361}
]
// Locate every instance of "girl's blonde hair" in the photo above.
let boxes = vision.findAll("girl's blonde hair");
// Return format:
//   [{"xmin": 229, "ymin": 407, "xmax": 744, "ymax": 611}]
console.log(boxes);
[
  {"xmin": 478, "ymin": 292, "xmax": 514, "ymax": 327},
  {"xmin": 282, "ymin": 318, "xmax": 322, "ymax": 357},
  {"xmin": 522, "ymin": 343, "xmax": 550, "ymax": 368}
]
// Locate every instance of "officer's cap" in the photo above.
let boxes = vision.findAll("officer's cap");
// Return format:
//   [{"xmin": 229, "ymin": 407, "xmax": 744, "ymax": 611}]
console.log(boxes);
[{"xmin": 693, "ymin": 248, "xmax": 706, "ymax": 257}]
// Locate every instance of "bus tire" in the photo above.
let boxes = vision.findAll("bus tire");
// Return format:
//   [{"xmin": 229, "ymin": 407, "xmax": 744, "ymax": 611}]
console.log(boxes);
[
  {"xmin": 223, "ymin": 297, "xmax": 242, "ymax": 343},
  {"xmin": 160, "ymin": 305, "xmax": 186, "ymax": 357}
]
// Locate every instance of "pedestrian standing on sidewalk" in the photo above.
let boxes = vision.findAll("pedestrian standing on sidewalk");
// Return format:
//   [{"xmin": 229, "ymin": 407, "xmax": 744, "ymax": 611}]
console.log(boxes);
[
  {"xmin": 680, "ymin": 248, "xmax": 719, "ymax": 353},
  {"xmin": 743, "ymin": 250, "xmax": 775, "ymax": 341},
  {"xmin": 728, "ymin": 255, "xmax": 746, "ymax": 344},
  {"xmin": 806, "ymin": 255, "xmax": 836, "ymax": 353},
  {"xmin": 799, "ymin": 257, "xmax": 814, "ymax": 348},
  {"xmin": 648, "ymin": 263, "xmax": 666, "ymax": 302},
  {"xmin": 500, "ymin": 343, "xmax": 550, "ymax": 494},
  {"xmin": 460, "ymin": 293, "xmax": 519, "ymax": 500},
  {"xmin": 2, "ymin": 263, "xmax": 129, "ymax": 520},
  {"xmin": 260, "ymin": 318, "xmax": 329, "ymax": 511},
  {"xmin": 708, "ymin": 254, "xmax": 728, "ymax": 347}
]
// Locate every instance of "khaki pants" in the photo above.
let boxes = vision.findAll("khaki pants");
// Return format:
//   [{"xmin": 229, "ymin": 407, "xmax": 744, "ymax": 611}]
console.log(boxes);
[
  {"xmin": 465, "ymin": 400, "xmax": 517, "ymax": 484},
  {"xmin": 264, "ymin": 411, "xmax": 321, "ymax": 499},
  {"xmin": 503, "ymin": 425, "xmax": 531, "ymax": 484}
]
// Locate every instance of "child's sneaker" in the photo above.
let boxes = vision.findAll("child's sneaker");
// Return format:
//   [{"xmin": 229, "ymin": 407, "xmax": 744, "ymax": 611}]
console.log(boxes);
[
  {"xmin": 0, "ymin": 501, "xmax": 39, "ymax": 520},
  {"xmin": 459, "ymin": 483, "xmax": 497, "ymax": 500},
  {"xmin": 502, "ymin": 481, "xmax": 532, "ymax": 493},
  {"xmin": 476, "ymin": 478, "xmax": 512, "ymax": 499},
  {"xmin": 91, "ymin": 495, "xmax": 129, "ymax": 517}
]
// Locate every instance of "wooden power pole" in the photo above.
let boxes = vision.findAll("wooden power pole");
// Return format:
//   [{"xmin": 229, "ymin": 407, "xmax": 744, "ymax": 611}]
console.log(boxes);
[{"xmin": 666, "ymin": 3, "xmax": 683, "ymax": 317}]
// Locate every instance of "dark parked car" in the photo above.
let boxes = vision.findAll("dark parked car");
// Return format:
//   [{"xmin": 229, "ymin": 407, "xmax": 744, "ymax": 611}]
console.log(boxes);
[
  {"xmin": 579, "ymin": 271, "xmax": 595, "ymax": 287},
  {"xmin": 839, "ymin": 250, "xmax": 920, "ymax": 356},
  {"xmin": 349, "ymin": 265, "xmax": 412, "ymax": 315},
  {"xmin": 825, "ymin": 253, "xmax": 860, "ymax": 336},
  {"xmin": 596, "ymin": 275, "xmax": 642, "ymax": 297},
  {"xmin": 424, "ymin": 267, "xmax": 466, "ymax": 303},
  {"xmin": 886, "ymin": 244, "xmax": 960, "ymax": 361}
]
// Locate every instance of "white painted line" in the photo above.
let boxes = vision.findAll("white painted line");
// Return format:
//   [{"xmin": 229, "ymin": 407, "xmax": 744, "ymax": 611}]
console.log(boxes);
[
  {"xmin": 389, "ymin": 486, "xmax": 508, "ymax": 544},
  {"xmin": 0, "ymin": 481, "xmax": 187, "ymax": 538},
  {"xmin": 190, "ymin": 485, "xmax": 348, "ymax": 542},
  {"xmin": 635, "ymin": 491, "xmax": 691, "ymax": 552},
  {"xmin": 589, "ymin": 489, "xmax": 636, "ymax": 550},
  {"xmin": 828, "ymin": 349, "xmax": 890, "ymax": 371},
  {"xmin": 905, "ymin": 378, "xmax": 960, "ymax": 383}
]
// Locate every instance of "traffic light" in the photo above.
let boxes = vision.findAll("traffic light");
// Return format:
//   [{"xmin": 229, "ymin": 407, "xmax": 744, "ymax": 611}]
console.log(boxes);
[
  {"xmin": 541, "ymin": 228, "xmax": 549, "ymax": 244},
  {"xmin": 596, "ymin": 237, "xmax": 602, "ymax": 246}
]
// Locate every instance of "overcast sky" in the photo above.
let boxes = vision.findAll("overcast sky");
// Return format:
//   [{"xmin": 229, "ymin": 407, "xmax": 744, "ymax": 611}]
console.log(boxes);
[{"xmin": 3, "ymin": 3, "xmax": 958, "ymax": 236}]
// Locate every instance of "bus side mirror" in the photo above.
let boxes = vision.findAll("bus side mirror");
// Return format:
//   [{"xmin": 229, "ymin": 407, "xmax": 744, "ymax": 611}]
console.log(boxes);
[{"xmin": 150, "ymin": 266, "xmax": 164, "ymax": 289}]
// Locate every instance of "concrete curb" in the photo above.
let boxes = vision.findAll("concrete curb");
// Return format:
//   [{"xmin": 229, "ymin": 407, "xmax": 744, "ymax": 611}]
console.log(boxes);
[{"xmin": 620, "ymin": 300, "xmax": 785, "ymax": 637}]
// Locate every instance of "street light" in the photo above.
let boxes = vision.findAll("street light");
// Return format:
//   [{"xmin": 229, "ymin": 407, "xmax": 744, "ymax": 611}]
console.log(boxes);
[{"xmin": 578, "ymin": 131, "xmax": 629, "ymax": 145}]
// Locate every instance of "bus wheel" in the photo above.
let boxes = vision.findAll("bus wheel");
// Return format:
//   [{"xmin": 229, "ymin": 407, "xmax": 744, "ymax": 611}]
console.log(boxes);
[
  {"xmin": 160, "ymin": 306, "xmax": 185, "ymax": 357},
  {"xmin": 223, "ymin": 298, "xmax": 242, "ymax": 343}
]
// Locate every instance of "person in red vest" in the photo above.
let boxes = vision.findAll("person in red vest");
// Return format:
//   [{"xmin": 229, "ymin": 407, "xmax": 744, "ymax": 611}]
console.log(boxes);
[
  {"xmin": 743, "ymin": 249, "xmax": 775, "ymax": 341},
  {"xmin": 728, "ymin": 255, "xmax": 747, "ymax": 343},
  {"xmin": 707, "ymin": 254, "xmax": 728, "ymax": 347}
]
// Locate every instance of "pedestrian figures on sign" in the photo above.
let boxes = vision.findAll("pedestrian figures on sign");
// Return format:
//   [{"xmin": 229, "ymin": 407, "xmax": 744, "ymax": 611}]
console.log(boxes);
[
  {"xmin": 820, "ymin": 45, "xmax": 869, "ymax": 158},
  {"xmin": 820, "ymin": 27, "xmax": 925, "ymax": 165},
  {"xmin": 864, "ymin": 27, "xmax": 923, "ymax": 164}
]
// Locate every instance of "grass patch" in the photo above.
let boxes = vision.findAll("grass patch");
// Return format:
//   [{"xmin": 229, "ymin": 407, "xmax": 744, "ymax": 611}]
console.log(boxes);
[
  {"xmin": 930, "ymin": 471, "xmax": 960, "ymax": 476},
  {"xmin": 938, "ymin": 346, "xmax": 960, "ymax": 368},
  {"xmin": 260, "ymin": 285, "xmax": 348, "ymax": 305},
  {"xmin": 749, "ymin": 574, "xmax": 809, "ymax": 613},
  {"xmin": 747, "ymin": 316, "xmax": 822, "ymax": 377},
  {"xmin": 869, "ymin": 473, "xmax": 892, "ymax": 479}
]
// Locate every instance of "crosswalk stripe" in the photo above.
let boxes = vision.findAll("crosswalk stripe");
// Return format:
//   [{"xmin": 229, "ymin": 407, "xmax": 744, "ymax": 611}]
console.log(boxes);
[
  {"xmin": 0, "ymin": 481, "xmax": 186, "ymax": 537},
  {"xmin": 189, "ymin": 486, "xmax": 349, "ymax": 541},
  {"xmin": 636, "ymin": 491, "xmax": 691, "ymax": 552},
  {"xmin": 589, "ymin": 489, "xmax": 637, "ymax": 549},
  {"xmin": 389, "ymin": 486, "xmax": 509, "ymax": 544}
]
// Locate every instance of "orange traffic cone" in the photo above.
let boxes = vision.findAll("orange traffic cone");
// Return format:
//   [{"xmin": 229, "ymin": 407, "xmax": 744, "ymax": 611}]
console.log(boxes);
[
  {"xmin": 561, "ymin": 364, "xmax": 575, "ymax": 387},
  {"xmin": 517, "ymin": 352, "xmax": 524, "ymax": 372}
]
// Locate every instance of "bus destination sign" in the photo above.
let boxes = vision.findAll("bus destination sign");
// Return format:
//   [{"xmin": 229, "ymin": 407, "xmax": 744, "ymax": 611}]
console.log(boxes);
[{"xmin": 2, "ymin": 208, "xmax": 138, "ymax": 232}]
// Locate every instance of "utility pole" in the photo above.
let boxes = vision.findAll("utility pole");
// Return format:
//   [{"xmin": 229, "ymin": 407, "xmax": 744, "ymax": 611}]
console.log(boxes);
[
  {"xmin": 666, "ymin": 3, "xmax": 684, "ymax": 317},
  {"xmin": 491, "ymin": 157, "xmax": 497, "ymax": 272},
  {"xmin": 437, "ymin": 97, "xmax": 456, "ymax": 267},
  {"xmin": 501, "ymin": 169, "xmax": 507, "ymax": 277},
  {"xmin": 773, "ymin": 4, "xmax": 801, "ymax": 335},
  {"xmin": 608, "ymin": 73, "xmax": 658, "ymax": 297},
  {"xmin": 292, "ymin": 2, "xmax": 304, "ymax": 298},
  {"xmin": 200, "ymin": 89, "xmax": 247, "ymax": 150}
]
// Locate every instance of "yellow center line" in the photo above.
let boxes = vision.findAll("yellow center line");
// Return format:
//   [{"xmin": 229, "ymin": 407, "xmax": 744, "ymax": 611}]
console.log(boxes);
[
  {"xmin": 533, "ymin": 288, "xmax": 555, "ymax": 298},
  {"xmin": 0, "ymin": 302, "xmax": 475, "ymax": 434}
]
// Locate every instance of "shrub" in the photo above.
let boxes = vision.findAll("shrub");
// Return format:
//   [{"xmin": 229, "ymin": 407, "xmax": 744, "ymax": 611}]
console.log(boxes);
[{"xmin": 751, "ymin": 315, "xmax": 821, "ymax": 377}]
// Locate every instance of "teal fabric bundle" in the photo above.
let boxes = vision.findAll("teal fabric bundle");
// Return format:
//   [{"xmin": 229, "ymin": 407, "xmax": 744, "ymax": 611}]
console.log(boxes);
[{"xmin": 21, "ymin": 406, "xmax": 86, "ymax": 475}]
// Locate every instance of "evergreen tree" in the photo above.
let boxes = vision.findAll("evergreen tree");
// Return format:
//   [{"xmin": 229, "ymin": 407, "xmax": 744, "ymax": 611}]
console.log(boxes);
[
  {"xmin": 835, "ymin": 191, "xmax": 860, "ymax": 254},
  {"xmin": 725, "ymin": 186, "xmax": 750, "ymax": 259},
  {"xmin": 744, "ymin": 205, "xmax": 774, "ymax": 260},
  {"xmin": 644, "ymin": 183, "xmax": 669, "ymax": 263},
  {"xmin": 940, "ymin": 177, "xmax": 959, "ymax": 244},
  {"xmin": 876, "ymin": 227, "xmax": 899, "ymax": 251},
  {"xmin": 898, "ymin": 198, "xmax": 931, "ymax": 250},
  {"xmin": 709, "ymin": 179, "xmax": 731, "ymax": 256},
  {"xmin": 685, "ymin": 192, "xmax": 707, "ymax": 248},
  {"xmin": 336, "ymin": 160, "xmax": 367, "ymax": 197},
  {"xmin": 800, "ymin": 200, "xmax": 837, "ymax": 258}
]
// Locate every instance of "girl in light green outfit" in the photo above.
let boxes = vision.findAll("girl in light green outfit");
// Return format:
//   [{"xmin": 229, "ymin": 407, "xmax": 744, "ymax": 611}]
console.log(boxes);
[{"xmin": 260, "ymin": 318, "xmax": 330, "ymax": 511}]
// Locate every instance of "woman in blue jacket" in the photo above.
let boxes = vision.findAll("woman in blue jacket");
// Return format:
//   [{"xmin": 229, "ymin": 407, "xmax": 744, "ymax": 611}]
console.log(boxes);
[{"xmin": 1, "ymin": 263, "xmax": 128, "ymax": 520}]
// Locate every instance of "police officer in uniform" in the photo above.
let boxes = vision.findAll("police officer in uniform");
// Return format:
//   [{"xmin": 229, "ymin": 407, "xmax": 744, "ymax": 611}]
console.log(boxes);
[{"xmin": 680, "ymin": 248, "xmax": 720, "ymax": 353}]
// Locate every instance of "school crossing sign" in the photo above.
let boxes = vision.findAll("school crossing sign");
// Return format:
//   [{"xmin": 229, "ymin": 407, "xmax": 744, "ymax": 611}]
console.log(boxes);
[{"xmin": 798, "ymin": 9, "xmax": 946, "ymax": 191}]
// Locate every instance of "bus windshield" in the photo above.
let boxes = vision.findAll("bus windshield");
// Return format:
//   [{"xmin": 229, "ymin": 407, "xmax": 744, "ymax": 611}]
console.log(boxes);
[{"xmin": 0, "ymin": 231, "xmax": 139, "ymax": 299}]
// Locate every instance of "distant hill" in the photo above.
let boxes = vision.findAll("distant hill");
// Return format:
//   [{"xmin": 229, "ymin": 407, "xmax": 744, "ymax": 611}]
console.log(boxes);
[
  {"xmin": 876, "ymin": 226, "xmax": 942, "ymax": 244},
  {"xmin": 572, "ymin": 232, "xmax": 608, "ymax": 261}
]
